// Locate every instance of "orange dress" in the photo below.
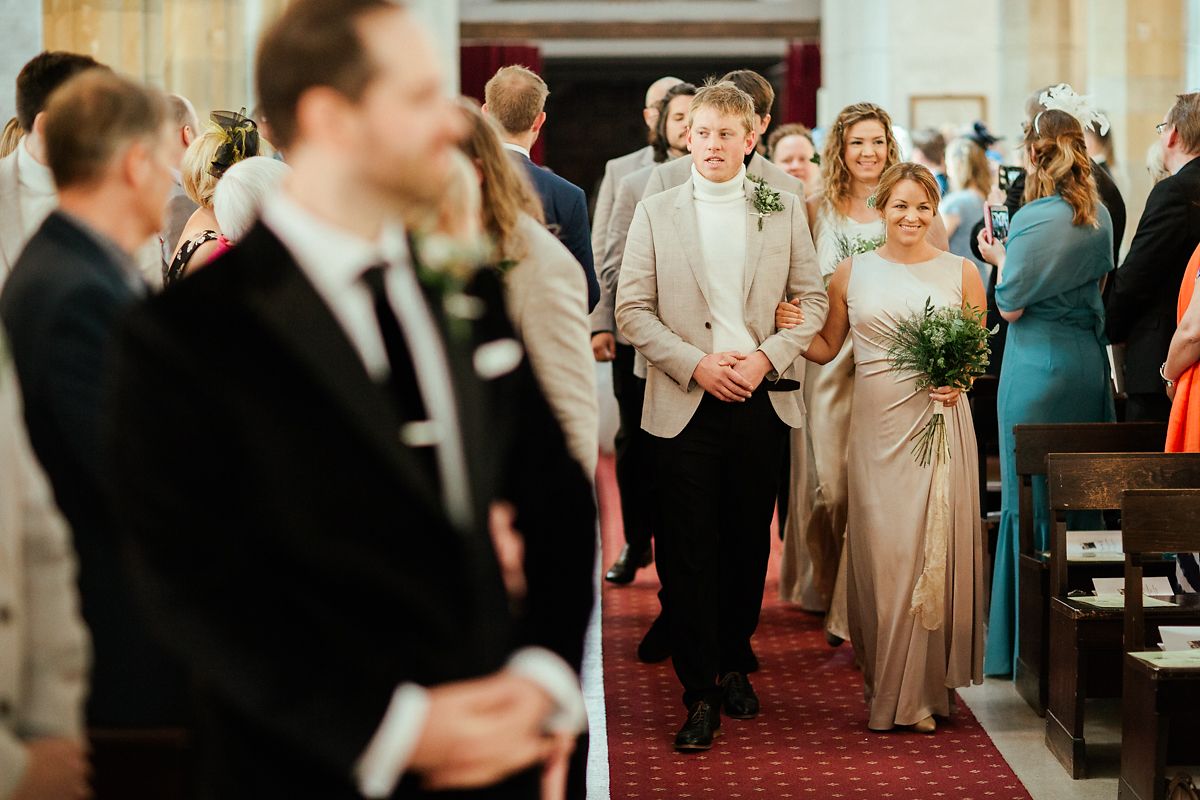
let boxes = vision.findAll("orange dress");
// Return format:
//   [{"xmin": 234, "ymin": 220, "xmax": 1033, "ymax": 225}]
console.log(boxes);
[{"xmin": 1166, "ymin": 244, "xmax": 1200, "ymax": 452}]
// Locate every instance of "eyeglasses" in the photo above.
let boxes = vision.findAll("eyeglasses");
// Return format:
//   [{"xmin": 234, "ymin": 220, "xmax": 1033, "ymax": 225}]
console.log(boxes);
[{"xmin": 1157, "ymin": 122, "xmax": 1171, "ymax": 134}]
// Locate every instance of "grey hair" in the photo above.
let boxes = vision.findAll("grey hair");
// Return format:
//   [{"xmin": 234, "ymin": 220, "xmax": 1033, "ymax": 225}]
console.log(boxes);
[{"xmin": 213, "ymin": 156, "xmax": 290, "ymax": 240}]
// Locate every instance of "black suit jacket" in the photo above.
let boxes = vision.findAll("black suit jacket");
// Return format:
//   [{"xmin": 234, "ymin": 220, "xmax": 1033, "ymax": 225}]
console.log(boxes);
[
  {"xmin": 0, "ymin": 211, "xmax": 188, "ymax": 728},
  {"xmin": 1107, "ymin": 156, "xmax": 1200, "ymax": 394},
  {"xmin": 103, "ymin": 222, "xmax": 595, "ymax": 799},
  {"xmin": 510, "ymin": 151, "xmax": 600, "ymax": 312}
]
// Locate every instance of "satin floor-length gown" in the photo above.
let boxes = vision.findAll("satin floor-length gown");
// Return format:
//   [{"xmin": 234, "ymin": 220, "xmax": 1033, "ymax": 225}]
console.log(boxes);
[{"xmin": 843, "ymin": 250, "xmax": 984, "ymax": 729}]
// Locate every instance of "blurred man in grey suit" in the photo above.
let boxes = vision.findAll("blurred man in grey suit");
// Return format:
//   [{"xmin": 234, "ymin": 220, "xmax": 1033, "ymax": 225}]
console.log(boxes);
[{"xmin": 159, "ymin": 93, "xmax": 200, "ymax": 267}]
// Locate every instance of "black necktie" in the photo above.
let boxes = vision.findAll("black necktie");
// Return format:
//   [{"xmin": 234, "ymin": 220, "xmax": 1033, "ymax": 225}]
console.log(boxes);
[{"xmin": 360, "ymin": 265, "xmax": 429, "ymax": 426}]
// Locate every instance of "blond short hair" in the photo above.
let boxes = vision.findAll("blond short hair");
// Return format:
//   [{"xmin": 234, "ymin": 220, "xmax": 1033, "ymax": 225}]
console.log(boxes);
[
  {"xmin": 687, "ymin": 81, "xmax": 755, "ymax": 136},
  {"xmin": 484, "ymin": 65, "xmax": 549, "ymax": 135}
]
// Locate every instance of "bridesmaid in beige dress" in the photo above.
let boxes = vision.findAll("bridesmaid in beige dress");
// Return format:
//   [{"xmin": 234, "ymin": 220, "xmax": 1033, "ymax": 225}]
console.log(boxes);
[
  {"xmin": 779, "ymin": 104, "xmax": 952, "ymax": 642},
  {"xmin": 780, "ymin": 163, "xmax": 985, "ymax": 732}
]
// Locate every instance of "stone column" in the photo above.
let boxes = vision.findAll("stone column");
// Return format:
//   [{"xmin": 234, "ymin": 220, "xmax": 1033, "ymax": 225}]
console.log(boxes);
[
  {"xmin": 408, "ymin": 0, "xmax": 461, "ymax": 93},
  {"xmin": 819, "ymin": 0, "xmax": 1002, "ymax": 147},
  {"xmin": 0, "ymin": 4, "xmax": 42, "ymax": 124}
]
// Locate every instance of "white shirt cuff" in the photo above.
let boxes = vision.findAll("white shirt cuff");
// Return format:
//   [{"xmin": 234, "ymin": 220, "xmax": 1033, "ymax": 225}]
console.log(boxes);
[
  {"xmin": 354, "ymin": 683, "xmax": 431, "ymax": 799},
  {"xmin": 506, "ymin": 647, "xmax": 588, "ymax": 736},
  {"xmin": 352, "ymin": 648, "xmax": 585, "ymax": 798}
]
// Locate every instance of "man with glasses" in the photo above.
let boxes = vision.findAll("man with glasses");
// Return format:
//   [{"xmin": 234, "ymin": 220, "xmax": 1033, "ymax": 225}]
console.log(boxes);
[{"xmin": 1107, "ymin": 92, "xmax": 1200, "ymax": 421}]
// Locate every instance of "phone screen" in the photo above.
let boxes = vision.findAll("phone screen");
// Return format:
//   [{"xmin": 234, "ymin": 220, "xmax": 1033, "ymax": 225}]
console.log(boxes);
[{"xmin": 990, "ymin": 206, "xmax": 1010, "ymax": 242}]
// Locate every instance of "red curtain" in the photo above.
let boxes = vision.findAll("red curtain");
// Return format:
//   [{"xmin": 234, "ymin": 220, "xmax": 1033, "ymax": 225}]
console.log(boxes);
[
  {"xmin": 781, "ymin": 41, "xmax": 820, "ymax": 127},
  {"xmin": 460, "ymin": 44, "xmax": 545, "ymax": 165}
]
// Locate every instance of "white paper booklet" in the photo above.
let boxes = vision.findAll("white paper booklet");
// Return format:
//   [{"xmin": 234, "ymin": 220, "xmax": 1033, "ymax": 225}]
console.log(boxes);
[
  {"xmin": 1092, "ymin": 576, "xmax": 1174, "ymax": 596},
  {"xmin": 1159, "ymin": 626, "xmax": 1200, "ymax": 651},
  {"xmin": 1067, "ymin": 530, "xmax": 1123, "ymax": 562}
]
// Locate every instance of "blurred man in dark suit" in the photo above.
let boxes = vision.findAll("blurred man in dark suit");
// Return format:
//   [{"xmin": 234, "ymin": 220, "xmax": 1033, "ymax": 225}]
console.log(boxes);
[
  {"xmin": 0, "ymin": 68, "xmax": 191, "ymax": 798},
  {"xmin": 1107, "ymin": 92, "xmax": 1200, "ymax": 421},
  {"xmin": 104, "ymin": 2, "xmax": 595, "ymax": 798}
]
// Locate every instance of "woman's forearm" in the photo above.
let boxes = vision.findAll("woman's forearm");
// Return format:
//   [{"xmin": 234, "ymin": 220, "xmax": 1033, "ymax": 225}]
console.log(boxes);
[{"xmin": 1165, "ymin": 325, "xmax": 1200, "ymax": 381}]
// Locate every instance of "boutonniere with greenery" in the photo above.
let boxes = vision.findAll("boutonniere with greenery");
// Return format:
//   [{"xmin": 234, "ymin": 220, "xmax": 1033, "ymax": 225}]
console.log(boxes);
[
  {"xmin": 411, "ymin": 231, "xmax": 492, "ymax": 338},
  {"xmin": 749, "ymin": 175, "xmax": 785, "ymax": 231}
]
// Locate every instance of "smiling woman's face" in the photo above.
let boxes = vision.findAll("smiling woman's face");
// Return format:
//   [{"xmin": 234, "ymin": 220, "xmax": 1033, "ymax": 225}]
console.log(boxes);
[
  {"xmin": 843, "ymin": 119, "xmax": 888, "ymax": 184},
  {"xmin": 880, "ymin": 178, "xmax": 935, "ymax": 246}
]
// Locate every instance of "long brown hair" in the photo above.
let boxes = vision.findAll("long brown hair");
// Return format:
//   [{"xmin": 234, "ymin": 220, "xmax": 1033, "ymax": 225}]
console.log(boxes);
[
  {"xmin": 821, "ymin": 102, "xmax": 901, "ymax": 214},
  {"xmin": 456, "ymin": 97, "xmax": 543, "ymax": 262},
  {"xmin": 1023, "ymin": 109, "xmax": 1099, "ymax": 227}
]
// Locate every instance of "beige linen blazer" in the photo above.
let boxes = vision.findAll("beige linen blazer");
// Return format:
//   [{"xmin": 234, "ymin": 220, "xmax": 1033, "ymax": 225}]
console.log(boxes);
[
  {"xmin": 0, "ymin": 346, "xmax": 90, "ymax": 798},
  {"xmin": 590, "ymin": 145, "xmax": 655, "ymax": 263},
  {"xmin": 615, "ymin": 176, "xmax": 827, "ymax": 439},
  {"xmin": 504, "ymin": 214, "xmax": 599, "ymax": 476}
]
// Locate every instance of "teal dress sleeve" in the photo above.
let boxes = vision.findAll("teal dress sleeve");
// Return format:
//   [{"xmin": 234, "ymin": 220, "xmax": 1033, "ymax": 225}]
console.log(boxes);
[{"xmin": 996, "ymin": 196, "xmax": 1114, "ymax": 313}]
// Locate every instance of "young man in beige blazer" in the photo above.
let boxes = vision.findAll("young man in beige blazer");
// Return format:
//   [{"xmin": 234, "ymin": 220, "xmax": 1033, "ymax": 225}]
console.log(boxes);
[{"xmin": 615, "ymin": 82, "xmax": 826, "ymax": 751}]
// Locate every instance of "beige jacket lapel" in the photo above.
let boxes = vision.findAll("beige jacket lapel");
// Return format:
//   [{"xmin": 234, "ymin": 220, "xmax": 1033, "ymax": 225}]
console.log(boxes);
[
  {"xmin": 742, "ymin": 177, "xmax": 766, "ymax": 299},
  {"xmin": 671, "ymin": 180, "xmax": 713, "ymax": 309}
]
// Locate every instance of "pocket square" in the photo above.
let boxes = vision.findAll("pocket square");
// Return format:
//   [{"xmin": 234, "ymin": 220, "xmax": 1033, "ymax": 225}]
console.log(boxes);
[{"xmin": 474, "ymin": 338, "xmax": 524, "ymax": 379}]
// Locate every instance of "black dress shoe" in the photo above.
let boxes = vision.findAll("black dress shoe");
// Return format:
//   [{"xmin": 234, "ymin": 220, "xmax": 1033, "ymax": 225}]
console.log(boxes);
[
  {"xmin": 720, "ymin": 672, "xmax": 759, "ymax": 719},
  {"xmin": 604, "ymin": 544, "xmax": 652, "ymax": 585},
  {"xmin": 636, "ymin": 614, "xmax": 671, "ymax": 663},
  {"xmin": 674, "ymin": 700, "xmax": 721, "ymax": 751}
]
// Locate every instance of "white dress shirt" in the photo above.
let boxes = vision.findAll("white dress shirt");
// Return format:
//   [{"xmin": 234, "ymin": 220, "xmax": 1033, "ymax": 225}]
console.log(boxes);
[
  {"xmin": 260, "ymin": 193, "xmax": 586, "ymax": 798},
  {"xmin": 692, "ymin": 164, "xmax": 756, "ymax": 355},
  {"xmin": 501, "ymin": 142, "xmax": 532, "ymax": 159}
]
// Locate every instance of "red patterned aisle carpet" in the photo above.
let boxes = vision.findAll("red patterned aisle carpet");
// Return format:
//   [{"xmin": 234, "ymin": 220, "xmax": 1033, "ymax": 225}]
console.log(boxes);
[{"xmin": 595, "ymin": 454, "xmax": 1032, "ymax": 800}]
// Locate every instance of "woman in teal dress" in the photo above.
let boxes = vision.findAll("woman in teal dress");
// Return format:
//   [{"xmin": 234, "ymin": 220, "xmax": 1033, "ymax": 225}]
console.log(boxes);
[{"xmin": 977, "ymin": 108, "xmax": 1115, "ymax": 676}]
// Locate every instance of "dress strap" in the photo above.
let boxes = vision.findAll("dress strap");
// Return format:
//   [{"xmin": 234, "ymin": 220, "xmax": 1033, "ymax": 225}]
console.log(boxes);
[{"xmin": 164, "ymin": 229, "xmax": 220, "ymax": 286}]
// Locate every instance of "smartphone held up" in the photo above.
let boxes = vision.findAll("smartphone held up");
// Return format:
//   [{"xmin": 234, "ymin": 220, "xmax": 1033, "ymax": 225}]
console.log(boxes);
[{"xmin": 984, "ymin": 203, "xmax": 1010, "ymax": 244}]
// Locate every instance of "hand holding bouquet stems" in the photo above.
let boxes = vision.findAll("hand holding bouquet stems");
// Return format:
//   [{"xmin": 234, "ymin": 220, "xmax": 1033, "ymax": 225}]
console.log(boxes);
[{"xmin": 880, "ymin": 298, "xmax": 995, "ymax": 466}]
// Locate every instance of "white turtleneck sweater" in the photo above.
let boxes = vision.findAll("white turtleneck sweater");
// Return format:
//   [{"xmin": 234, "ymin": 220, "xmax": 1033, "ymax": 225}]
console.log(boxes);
[
  {"xmin": 17, "ymin": 138, "xmax": 58, "ymax": 237},
  {"xmin": 692, "ymin": 164, "xmax": 755, "ymax": 356}
]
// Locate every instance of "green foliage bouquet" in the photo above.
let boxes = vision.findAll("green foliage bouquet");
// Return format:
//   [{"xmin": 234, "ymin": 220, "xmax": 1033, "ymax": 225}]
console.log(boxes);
[{"xmin": 880, "ymin": 299, "xmax": 995, "ymax": 467}]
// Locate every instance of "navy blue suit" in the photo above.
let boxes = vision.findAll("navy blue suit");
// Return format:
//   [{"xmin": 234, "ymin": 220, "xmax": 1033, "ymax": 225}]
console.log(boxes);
[
  {"xmin": 510, "ymin": 150, "xmax": 599, "ymax": 311},
  {"xmin": 0, "ymin": 211, "xmax": 188, "ymax": 728}
]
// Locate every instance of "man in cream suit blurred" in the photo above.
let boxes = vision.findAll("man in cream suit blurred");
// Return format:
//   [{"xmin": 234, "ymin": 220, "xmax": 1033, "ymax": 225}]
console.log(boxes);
[
  {"xmin": 590, "ymin": 75, "xmax": 682, "ymax": 266},
  {"xmin": 594, "ymin": 81, "xmax": 696, "ymax": 587},
  {"xmin": 0, "ymin": 331, "xmax": 90, "ymax": 800},
  {"xmin": 615, "ymin": 82, "xmax": 826, "ymax": 752}
]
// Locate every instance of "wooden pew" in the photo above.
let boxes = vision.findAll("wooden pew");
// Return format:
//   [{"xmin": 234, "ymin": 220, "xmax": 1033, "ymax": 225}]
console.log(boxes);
[
  {"xmin": 1012, "ymin": 422, "xmax": 1167, "ymax": 716},
  {"xmin": 1119, "ymin": 489, "xmax": 1200, "ymax": 800},
  {"xmin": 1044, "ymin": 453, "xmax": 1200, "ymax": 778}
]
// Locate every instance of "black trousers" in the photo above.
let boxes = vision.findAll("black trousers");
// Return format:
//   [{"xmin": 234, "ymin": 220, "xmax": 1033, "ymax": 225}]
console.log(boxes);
[
  {"xmin": 654, "ymin": 391, "xmax": 787, "ymax": 707},
  {"xmin": 1125, "ymin": 391, "xmax": 1172, "ymax": 423},
  {"xmin": 612, "ymin": 344, "xmax": 655, "ymax": 552}
]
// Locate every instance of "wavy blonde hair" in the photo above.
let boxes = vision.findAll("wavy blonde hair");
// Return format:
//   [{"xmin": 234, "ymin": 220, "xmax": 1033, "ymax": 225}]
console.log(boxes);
[
  {"xmin": 181, "ymin": 125, "xmax": 228, "ymax": 208},
  {"xmin": 1024, "ymin": 109, "xmax": 1099, "ymax": 227},
  {"xmin": 820, "ymin": 102, "xmax": 901, "ymax": 214},
  {"xmin": 456, "ymin": 98, "xmax": 543, "ymax": 262}
]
